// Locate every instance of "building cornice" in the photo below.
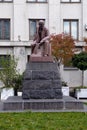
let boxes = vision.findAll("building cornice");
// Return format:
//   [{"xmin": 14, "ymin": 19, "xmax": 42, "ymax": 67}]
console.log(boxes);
[{"xmin": 0, "ymin": 41, "xmax": 31, "ymax": 47}]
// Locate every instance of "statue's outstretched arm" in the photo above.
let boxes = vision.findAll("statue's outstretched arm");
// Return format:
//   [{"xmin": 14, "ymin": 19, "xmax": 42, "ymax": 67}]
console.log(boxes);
[{"xmin": 40, "ymin": 35, "xmax": 50, "ymax": 43}]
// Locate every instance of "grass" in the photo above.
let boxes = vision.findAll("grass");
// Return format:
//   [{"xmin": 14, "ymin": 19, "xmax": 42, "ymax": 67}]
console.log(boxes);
[
  {"xmin": 84, "ymin": 102, "xmax": 87, "ymax": 105},
  {"xmin": 0, "ymin": 112, "xmax": 87, "ymax": 130}
]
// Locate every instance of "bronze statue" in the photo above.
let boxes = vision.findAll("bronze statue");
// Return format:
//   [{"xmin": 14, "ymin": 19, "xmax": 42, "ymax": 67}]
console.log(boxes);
[{"xmin": 31, "ymin": 20, "xmax": 51, "ymax": 56}]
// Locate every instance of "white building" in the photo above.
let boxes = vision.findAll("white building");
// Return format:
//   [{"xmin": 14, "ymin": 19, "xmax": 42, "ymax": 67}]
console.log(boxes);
[{"xmin": 0, "ymin": 0, "xmax": 87, "ymax": 88}]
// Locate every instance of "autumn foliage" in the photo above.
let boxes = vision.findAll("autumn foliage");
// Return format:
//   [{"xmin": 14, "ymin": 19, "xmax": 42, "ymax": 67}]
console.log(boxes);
[
  {"xmin": 84, "ymin": 37, "xmax": 87, "ymax": 51},
  {"xmin": 50, "ymin": 33, "xmax": 75, "ymax": 65}
]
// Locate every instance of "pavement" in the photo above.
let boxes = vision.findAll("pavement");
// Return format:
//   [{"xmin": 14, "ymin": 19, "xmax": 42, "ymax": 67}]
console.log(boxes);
[{"xmin": 0, "ymin": 97, "xmax": 87, "ymax": 113}]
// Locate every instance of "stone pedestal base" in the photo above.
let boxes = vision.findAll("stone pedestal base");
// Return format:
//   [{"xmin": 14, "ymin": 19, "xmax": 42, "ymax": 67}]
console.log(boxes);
[
  {"xmin": 22, "ymin": 56, "xmax": 62, "ymax": 99},
  {"xmin": 3, "ymin": 96, "xmax": 84, "ymax": 111}
]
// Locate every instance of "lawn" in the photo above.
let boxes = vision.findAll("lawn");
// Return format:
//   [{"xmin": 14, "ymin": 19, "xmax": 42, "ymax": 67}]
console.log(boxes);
[{"xmin": 0, "ymin": 112, "xmax": 87, "ymax": 130}]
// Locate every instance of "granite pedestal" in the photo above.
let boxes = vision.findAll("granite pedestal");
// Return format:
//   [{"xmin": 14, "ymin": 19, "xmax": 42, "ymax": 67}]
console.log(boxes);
[
  {"xmin": 22, "ymin": 56, "xmax": 62, "ymax": 99},
  {"xmin": 2, "ymin": 56, "xmax": 83, "ymax": 111},
  {"xmin": 3, "ymin": 96, "xmax": 84, "ymax": 111}
]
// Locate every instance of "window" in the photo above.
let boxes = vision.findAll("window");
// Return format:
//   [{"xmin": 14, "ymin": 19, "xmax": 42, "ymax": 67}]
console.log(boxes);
[
  {"xmin": 0, "ymin": 19, "xmax": 10, "ymax": 40},
  {"xmin": 27, "ymin": 0, "xmax": 47, "ymax": 3},
  {"xmin": 0, "ymin": 55, "xmax": 10, "ymax": 68},
  {"xmin": 29, "ymin": 19, "xmax": 45, "ymax": 40},
  {"xmin": 0, "ymin": 0, "xmax": 13, "ymax": 2},
  {"xmin": 63, "ymin": 20, "xmax": 78, "ymax": 40},
  {"xmin": 61, "ymin": 0, "xmax": 81, "ymax": 3}
]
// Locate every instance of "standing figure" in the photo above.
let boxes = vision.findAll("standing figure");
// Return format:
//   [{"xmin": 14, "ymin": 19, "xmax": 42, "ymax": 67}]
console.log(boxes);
[{"xmin": 32, "ymin": 20, "xmax": 51, "ymax": 56}]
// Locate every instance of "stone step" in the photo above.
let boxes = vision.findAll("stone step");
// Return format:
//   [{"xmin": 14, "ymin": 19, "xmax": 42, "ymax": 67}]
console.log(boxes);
[
  {"xmin": 26, "ymin": 62, "xmax": 58, "ymax": 71},
  {"xmin": 3, "ymin": 96, "xmax": 84, "ymax": 111},
  {"xmin": 22, "ymin": 80, "xmax": 61, "ymax": 90},
  {"xmin": 24, "ymin": 70, "xmax": 60, "ymax": 80},
  {"xmin": 22, "ymin": 89, "xmax": 62, "ymax": 99}
]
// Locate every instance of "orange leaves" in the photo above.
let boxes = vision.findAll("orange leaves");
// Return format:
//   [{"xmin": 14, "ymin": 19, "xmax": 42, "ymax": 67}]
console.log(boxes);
[
  {"xmin": 83, "ymin": 37, "xmax": 87, "ymax": 52},
  {"xmin": 84, "ymin": 37, "xmax": 87, "ymax": 43},
  {"xmin": 50, "ymin": 33, "xmax": 75, "ymax": 64}
]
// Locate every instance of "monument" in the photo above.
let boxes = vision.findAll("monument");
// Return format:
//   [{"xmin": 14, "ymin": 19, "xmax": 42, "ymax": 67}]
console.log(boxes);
[
  {"xmin": 22, "ymin": 20, "xmax": 62, "ymax": 99},
  {"xmin": 3, "ymin": 20, "xmax": 84, "ymax": 111}
]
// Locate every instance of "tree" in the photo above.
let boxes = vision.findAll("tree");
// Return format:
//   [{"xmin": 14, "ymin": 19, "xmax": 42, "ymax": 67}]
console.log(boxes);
[
  {"xmin": 84, "ymin": 37, "xmax": 87, "ymax": 51},
  {"xmin": 12, "ymin": 74, "xmax": 23, "ymax": 96},
  {"xmin": 72, "ymin": 52, "xmax": 87, "ymax": 87},
  {"xmin": 50, "ymin": 33, "xmax": 75, "ymax": 66},
  {"xmin": 0, "ymin": 55, "xmax": 23, "ymax": 96}
]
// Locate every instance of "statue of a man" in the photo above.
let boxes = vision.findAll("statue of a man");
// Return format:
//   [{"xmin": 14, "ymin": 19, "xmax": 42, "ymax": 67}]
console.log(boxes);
[{"xmin": 32, "ymin": 20, "xmax": 51, "ymax": 56}]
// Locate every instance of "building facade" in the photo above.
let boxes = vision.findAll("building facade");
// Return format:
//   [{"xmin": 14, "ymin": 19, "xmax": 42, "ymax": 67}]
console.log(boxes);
[{"xmin": 0, "ymin": 0, "xmax": 87, "ymax": 87}]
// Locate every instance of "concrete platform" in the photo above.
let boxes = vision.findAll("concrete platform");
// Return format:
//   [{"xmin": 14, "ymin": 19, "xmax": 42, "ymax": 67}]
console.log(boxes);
[{"xmin": 2, "ymin": 96, "xmax": 84, "ymax": 111}]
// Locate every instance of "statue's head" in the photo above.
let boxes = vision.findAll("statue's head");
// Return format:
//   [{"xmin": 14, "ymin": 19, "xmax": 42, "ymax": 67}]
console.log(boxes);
[{"xmin": 39, "ymin": 20, "xmax": 44, "ymax": 29}]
